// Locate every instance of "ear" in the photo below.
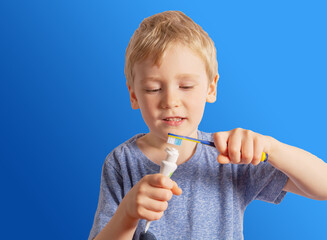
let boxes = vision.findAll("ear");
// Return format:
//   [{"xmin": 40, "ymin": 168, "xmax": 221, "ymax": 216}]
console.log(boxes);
[
  {"xmin": 126, "ymin": 82, "xmax": 140, "ymax": 109},
  {"xmin": 206, "ymin": 74, "xmax": 219, "ymax": 103}
]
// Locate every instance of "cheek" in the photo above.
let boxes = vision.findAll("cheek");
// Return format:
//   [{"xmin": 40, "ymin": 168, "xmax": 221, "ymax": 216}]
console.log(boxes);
[
  {"xmin": 188, "ymin": 89, "xmax": 207, "ymax": 106},
  {"xmin": 135, "ymin": 90, "xmax": 152, "ymax": 109},
  {"xmin": 138, "ymin": 96, "xmax": 158, "ymax": 119},
  {"xmin": 186, "ymin": 93, "xmax": 207, "ymax": 116},
  {"xmin": 195, "ymin": 101, "xmax": 207, "ymax": 114}
]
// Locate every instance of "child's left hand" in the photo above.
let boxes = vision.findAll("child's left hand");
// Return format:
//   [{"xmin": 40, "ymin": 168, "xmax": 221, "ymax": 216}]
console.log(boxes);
[{"xmin": 213, "ymin": 128, "xmax": 273, "ymax": 165}]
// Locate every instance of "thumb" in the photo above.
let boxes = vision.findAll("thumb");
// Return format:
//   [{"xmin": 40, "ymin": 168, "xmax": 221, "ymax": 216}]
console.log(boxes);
[
  {"xmin": 171, "ymin": 181, "xmax": 182, "ymax": 196},
  {"xmin": 217, "ymin": 154, "xmax": 231, "ymax": 164}
]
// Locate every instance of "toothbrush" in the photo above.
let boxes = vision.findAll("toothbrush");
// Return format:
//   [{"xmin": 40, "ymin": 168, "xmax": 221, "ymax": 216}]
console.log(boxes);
[
  {"xmin": 167, "ymin": 133, "xmax": 216, "ymax": 147},
  {"xmin": 167, "ymin": 133, "xmax": 268, "ymax": 162}
]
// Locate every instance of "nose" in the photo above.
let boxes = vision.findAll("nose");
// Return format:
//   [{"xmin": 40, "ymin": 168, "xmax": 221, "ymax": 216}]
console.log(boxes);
[{"xmin": 160, "ymin": 87, "xmax": 180, "ymax": 109}]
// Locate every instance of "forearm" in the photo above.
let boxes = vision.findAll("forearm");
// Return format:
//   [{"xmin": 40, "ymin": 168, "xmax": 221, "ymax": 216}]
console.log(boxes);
[
  {"xmin": 94, "ymin": 201, "xmax": 139, "ymax": 240},
  {"xmin": 268, "ymin": 137, "xmax": 327, "ymax": 200}
]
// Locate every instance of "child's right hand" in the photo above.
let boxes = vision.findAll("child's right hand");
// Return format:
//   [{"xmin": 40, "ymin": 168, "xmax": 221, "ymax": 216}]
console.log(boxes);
[{"xmin": 121, "ymin": 174, "xmax": 182, "ymax": 222}]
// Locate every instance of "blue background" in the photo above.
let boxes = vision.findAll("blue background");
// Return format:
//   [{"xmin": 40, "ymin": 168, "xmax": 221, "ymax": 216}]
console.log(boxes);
[{"xmin": 1, "ymin": 0, "xmax": 326, "ymax": 239}]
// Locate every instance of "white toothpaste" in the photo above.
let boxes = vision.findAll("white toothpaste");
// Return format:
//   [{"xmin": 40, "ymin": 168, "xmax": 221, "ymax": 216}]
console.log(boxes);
[{"xmin": 144, "ymin": 147, "xmax": 179, "ymax": 233}]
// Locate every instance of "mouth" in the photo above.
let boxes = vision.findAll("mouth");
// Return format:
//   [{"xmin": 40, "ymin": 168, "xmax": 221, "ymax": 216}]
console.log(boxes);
[
  {"xmin": 163, "ymin": 117, "xmax": 184, "ymax": 121},
  {"xmin": 162, "ymin": 117, "xmax": 186, "ymax": 126}
]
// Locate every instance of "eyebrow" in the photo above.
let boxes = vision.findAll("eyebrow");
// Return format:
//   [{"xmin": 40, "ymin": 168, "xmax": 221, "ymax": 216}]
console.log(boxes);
[
  {"xmin": 175, "ymin": 74, "xmax": 200, "ymax": 80},
  {"xmin": 140, "ymin": 77, "xmax": 161, "ymax": 83},
  {"xmin": 140, "ymin": 74, "xmax": 200, "ymax": 83}
]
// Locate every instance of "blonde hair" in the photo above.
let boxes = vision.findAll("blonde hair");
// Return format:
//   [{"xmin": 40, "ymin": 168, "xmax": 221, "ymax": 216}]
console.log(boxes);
[{"xmin": 124, "ymin": 10, "xmax": 218, "ymax": 87}]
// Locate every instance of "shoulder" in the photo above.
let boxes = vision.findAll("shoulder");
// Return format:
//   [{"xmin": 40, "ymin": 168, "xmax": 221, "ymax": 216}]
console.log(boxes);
[{"xmin": 103, "ymin": 133, "xmax": 145, "ymax": 172}]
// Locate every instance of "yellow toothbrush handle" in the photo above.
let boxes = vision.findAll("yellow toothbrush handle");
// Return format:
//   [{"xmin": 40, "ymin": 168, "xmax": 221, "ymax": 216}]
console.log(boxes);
[{"xmin": 261, "ymin": 152, "xmax": 268, "ymax": 162}]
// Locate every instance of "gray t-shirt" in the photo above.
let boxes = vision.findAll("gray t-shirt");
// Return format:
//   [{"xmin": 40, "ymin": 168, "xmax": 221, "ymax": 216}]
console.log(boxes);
[{"xmin": 89, "ymin": 131, "xmax": 288, "ymax": 240}]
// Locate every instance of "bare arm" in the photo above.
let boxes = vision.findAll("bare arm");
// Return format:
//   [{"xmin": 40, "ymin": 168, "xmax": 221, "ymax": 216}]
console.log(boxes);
[
  {"xmin": 94, "ymin": 200, "xmax": 139, "ymax": 240},
  {"xmin": 214, "ymin": 128, "xmax": 327, "ymax": 201},
  {"xmin": 268, "ymin": 138, "xmax": 327, "ymax": 200}
]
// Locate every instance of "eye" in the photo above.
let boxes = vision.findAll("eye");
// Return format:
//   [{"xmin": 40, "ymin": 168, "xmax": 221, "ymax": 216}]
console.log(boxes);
[
  {"xmin": 180, "ymin": 86, "xmax": 194, "ymax": 90},
  {"xmin": 145, "ymin": 88, "xmax": 161, "ymax": 93}
]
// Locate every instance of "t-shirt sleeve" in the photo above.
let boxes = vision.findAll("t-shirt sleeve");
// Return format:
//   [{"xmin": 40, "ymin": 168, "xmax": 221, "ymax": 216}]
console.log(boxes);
[
  {"xmin": 235, "ymin": 162, "xmax": 289, "ymax": 206},
  {"xmin": 88, "ymin": 155, "xmax": 124, "ymax": 240}
]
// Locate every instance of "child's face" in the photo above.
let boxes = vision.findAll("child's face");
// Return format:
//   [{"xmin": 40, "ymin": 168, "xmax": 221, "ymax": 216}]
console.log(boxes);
[{"xmin": 127, "ymin": 43, "xmax": 218, "ymax": 142}]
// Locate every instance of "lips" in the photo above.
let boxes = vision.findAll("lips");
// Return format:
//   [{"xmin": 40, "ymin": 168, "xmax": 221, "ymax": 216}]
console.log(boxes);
[
  {"xmin": 162, "ymin": 117, "xmax": 186, "ymax": 126},
  {"xmin": 163, "ymin": 117, "xmax": 184, "ymax": 121}
]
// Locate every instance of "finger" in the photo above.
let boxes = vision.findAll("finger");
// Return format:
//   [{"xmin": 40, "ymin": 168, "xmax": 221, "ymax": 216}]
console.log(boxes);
[
  {"xmin": 136, "ymin": 206, "xmax": 164, "ymax": 221},
  {"xmin": 171, "ymin": 181, "xmax": 182, "ymax": 196},
  {"xmin": 252, "ymin": 136, "xmax": 264, "ymax": 166},
  {"xmin": 142, "ymin": 198, "xmax": 169, "ymax": 213},
  {"xmin": 228, "ymin": 130, "xmax": 242, "ymax": 164},
  {"xmin": 213, "ymin": 132, "xmax": 229, "ymax": 155},
  {"xmin": 148, "ymin": 174, "xmax": 174, "ymax": 189},
  {"xmin": 217, "ymin": 154, "xmax": 231, "ymax": 164},
  {"xmin": 241, "ymin": 134, "xmax": 253, "ymax": 164},
  {"xmin": 146, "ymin": 187, "xmax": 173, "ymax": 201}
]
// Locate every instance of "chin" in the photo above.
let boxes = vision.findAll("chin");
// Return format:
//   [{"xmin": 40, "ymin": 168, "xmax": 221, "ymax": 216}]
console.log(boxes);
[{"xmin": 164, "ymin": 129, "xmax": 198, "ymax": 138}]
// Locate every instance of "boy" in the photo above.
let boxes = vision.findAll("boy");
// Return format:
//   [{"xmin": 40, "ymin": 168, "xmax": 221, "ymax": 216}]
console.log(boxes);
[{"xmin": 89, "ymin": 11, "xmax": 327, "ymax": 240}]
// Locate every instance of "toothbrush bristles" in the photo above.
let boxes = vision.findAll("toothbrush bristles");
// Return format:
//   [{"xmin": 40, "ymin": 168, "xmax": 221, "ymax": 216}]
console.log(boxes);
[{"xmin": 167, "ymin": 136, "xmax": 182, "ymax": 146}]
